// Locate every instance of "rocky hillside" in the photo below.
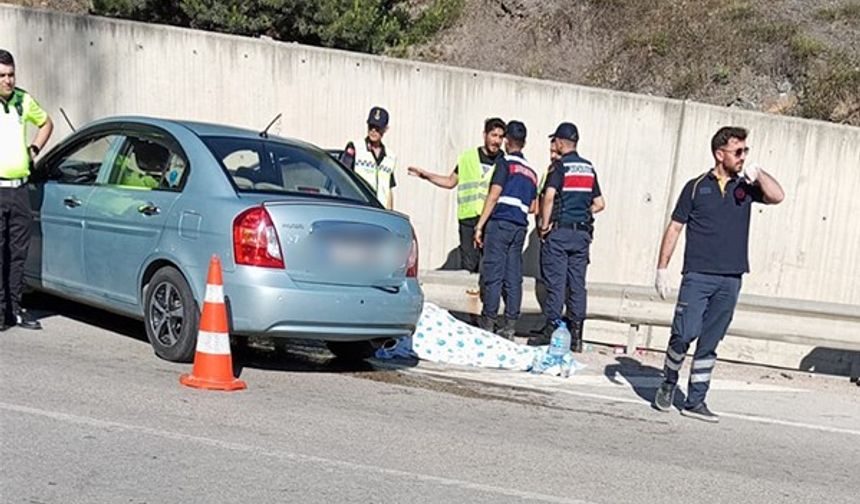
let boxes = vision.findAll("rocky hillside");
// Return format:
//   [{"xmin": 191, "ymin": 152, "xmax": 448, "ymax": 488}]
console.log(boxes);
[
  {"xmin": 407, "ymin": 0, "xmax": 860, "ymax": 125},
  {"xmin": 7, "ymin": 0, "xmax": 860, "ymax": 125}
]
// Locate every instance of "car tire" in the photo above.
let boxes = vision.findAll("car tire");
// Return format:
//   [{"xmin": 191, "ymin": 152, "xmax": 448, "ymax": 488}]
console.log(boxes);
[
  {"xmin": 326, "ymin": 341, "xmax": 376, "ymax": 361},
  {"xmin": 144, "ymin": 266, "xmax": 199, "ymax": 363}
]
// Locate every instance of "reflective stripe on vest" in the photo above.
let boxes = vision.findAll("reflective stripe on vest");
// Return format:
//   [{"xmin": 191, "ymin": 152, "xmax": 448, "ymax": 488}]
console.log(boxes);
[
  {"xmin": 556, "ymin": 154, "xmax": 596, "ymax": 224},
  {"xmin": 353, "ymin": 140, "xmax": 394, "ymax": 206},
  {"xmin": 456, "ymin": 148, "xmax": 493, "ymax": 220}
]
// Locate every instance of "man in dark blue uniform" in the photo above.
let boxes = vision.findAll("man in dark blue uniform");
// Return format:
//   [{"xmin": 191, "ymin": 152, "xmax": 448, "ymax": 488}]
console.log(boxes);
[
  {"xmin": 473, "ymin": 121, "xmax": 538, "ymax": 339},
  {"xmin": 653, "ymin": 126, "xmax": 784, "ymax": 422},
  {"xmin": 531, "ymin": 122, "xmax": 605, "ymax": 352}
]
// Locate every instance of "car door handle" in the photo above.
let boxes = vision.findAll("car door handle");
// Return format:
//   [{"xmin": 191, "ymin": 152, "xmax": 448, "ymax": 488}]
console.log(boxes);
[
  {"xmin": 63, "ymin": 196, "xmax": 82, "ymax": 208},
  {"xmin": 138, "ymin": 203, "xmax": 160, "ymax": 216}
]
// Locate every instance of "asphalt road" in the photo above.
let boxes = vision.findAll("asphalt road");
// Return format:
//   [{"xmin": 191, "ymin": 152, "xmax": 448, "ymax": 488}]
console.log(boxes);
[{"xmin": 1, "ymin": 294, "xmax": 858, "ymax": 503}]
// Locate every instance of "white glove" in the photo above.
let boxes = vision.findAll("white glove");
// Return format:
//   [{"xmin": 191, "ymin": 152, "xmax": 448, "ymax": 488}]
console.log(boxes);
[
  {"xmin": 655, "ymin": 268, "xmax": 671, "ymax": 300},
  {"xmin": 743, "ymin": 163, "xmax": 761, "ymax": 184}
]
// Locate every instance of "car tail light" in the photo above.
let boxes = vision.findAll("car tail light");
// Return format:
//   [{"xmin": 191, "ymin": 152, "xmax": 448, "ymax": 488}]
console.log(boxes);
[
  {"xmin": 233, "ymin": 206, "xmax": 285, "ymax": 269},
  {"xmin": 406, "ymin": 228, "xmax": 419, "ymax": 278}
]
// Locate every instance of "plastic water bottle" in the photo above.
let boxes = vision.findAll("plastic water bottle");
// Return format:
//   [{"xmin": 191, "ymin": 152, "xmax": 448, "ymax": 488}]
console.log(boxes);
[{"xmin": 548, "ymin": 321, "xmax": 571, "ymax": 357}]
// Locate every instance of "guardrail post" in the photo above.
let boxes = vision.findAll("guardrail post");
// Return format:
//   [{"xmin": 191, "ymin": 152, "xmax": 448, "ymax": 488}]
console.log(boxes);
[{"xmin": 625, "ymin": 324, "xmax": 640, "ymax": 355}]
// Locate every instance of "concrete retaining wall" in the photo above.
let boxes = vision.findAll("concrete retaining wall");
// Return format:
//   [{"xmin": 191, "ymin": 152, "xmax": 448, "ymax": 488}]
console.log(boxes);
[{"xmin": 2, "ymin": 5, "xmax": 859, "ymax": 309}]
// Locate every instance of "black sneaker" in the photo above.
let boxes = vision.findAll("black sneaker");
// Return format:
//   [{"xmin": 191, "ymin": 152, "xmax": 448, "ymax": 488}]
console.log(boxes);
[
  {"xmin": 680, "ymin": 403, "xmax": 720, "ymax": 423},
  {"xmin": 653, "ymin": 382, "xmax": 675, "ymax": 412},
  {"xmin": 14, "ymin": 309, "xmax": 42, "ymax": 330}
]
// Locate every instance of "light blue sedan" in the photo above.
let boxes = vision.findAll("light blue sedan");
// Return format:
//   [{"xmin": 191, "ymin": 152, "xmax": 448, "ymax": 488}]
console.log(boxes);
[{"xmin": 26, "ymin": 117, "xmax": 423, "ymax": 362}]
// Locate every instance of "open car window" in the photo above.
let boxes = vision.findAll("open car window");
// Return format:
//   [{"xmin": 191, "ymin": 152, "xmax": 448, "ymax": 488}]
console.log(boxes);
[
  {"xmin": 49, "ymin": 134, "xmax": 122, "ymax": 185},
  {"xmin": 105, "ymin": 135, "xmax": 188, "ymax": 191},
  {"xmin": 202, "ymin": 136, "xmax": 373, "ymax": 204}
]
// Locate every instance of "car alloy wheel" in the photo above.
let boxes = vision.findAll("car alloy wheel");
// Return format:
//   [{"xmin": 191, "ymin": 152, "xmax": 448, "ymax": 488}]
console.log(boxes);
[
  {"xmin": 144, "ymin": 266, "xmax": 199, "ymax": 362},
  {"xmin": 149, "ymin": 281, "xmax": 184, "ymax": 348}
]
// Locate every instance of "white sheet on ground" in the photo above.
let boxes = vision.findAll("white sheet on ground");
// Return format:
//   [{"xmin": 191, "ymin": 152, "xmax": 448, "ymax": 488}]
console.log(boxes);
[{"xmin": 375, "ymin": 303, "xmax": 584, "ymax": 376}]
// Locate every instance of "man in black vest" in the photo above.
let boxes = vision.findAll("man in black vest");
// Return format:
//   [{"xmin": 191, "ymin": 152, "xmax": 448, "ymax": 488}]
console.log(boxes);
[{"xmin": 530, "ymin": 123, "xmax": 605, "ymax": 352}]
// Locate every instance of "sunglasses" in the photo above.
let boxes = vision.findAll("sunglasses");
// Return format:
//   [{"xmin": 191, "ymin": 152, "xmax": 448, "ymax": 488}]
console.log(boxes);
[{"xmin": 721, "ymin": 146, "xmax": 750, "ymax": 157}]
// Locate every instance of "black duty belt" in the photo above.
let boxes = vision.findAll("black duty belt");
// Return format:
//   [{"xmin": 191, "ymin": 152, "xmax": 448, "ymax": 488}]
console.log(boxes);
[{"xmin": 555, "ymin": 221, "xmax": 593, "ymax": 233}]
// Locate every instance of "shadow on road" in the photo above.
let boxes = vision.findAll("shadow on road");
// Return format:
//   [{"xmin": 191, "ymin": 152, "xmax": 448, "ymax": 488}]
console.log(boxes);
[
  {"xmin": 604, "ymin": 356, "xmax": 687, "ymax": 410},
  {"xmin": 231, "ymin": 337, "xmax": 418, "ymax": 377},
  {"xmin": 25, "ymin": 292, "xmax": 415, "ymax": 377},
  {"xmin": 24, "ymin": 291, "xmax": 149, "ymax": 342}
]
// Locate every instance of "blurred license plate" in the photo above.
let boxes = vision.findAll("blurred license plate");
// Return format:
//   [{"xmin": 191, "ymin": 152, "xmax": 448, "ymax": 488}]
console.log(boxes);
[{"xmin": 328, "ymin": 241, "xmax": 378, "ymax": 267}]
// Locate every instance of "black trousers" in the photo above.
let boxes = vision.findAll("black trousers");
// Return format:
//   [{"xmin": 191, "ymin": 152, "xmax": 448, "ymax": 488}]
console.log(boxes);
[
  {"xmin": 0, "ymin": 185, "xmax": 32, "ymax": 318},
  {"xmin": 458, "ymin": 217, "xmax": 481, "ymax": 273}
]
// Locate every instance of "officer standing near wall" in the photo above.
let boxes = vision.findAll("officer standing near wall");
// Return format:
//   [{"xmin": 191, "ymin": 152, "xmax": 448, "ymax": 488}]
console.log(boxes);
[
  {"xmin": 653, "ymin": 126, "xmax": 784, "ymax": 422},
  {"xmin": 0, "ymin": 49, "xmax": 53, "ymax": 330},
  {"xmin": 407, "ymin": 117, "xmax": 506, "ymax": 273},
  {"xmin": 531, "ymin": 122, "xmax": 605, "ymax": 352},
  {"xmin": 473, "ymin": 121, "xmax": 538, "ymax": 339},
  {"xmin": 340, "ymin": 106, "xmax": 397, "ymax": 210}
]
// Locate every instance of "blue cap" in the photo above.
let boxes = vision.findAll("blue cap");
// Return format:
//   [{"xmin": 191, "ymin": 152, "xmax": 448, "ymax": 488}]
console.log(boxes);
[
  {"xmin": 367, "ymin": 106, "xmax": 389, "ymax": 128},
  {"xmin": 506, "ymin": 120, "xmax": 527, "ymax": 142},
  {"xmin": 549, "ymin": 122, "xmax": 579, "ymax": 142}
]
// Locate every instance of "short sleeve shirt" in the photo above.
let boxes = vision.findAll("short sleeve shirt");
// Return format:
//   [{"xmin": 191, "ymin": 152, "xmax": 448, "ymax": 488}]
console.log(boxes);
[
  {"xmin": 672, "ymin": 171, "xmax": 764, "ymax": 275},
  {"xmin": 0, "ymin": 88, "xmax": 48, "ymax": 178},
  {"xmin": 545, "ymin": 152, "xmax": 601, "ymax": 224}
]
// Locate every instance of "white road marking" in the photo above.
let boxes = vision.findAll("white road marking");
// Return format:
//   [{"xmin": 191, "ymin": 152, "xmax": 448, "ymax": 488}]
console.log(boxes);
[
  {"xmin": 0, "ymin": 401, "xmax": 597, "ymax": 504},
  {"xmin": 403, "ymin": 367, "xmax": 860, "ymax": 437}
]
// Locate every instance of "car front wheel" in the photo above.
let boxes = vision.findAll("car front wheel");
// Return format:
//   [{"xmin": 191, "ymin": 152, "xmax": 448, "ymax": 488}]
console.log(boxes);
[{"xmin": 144, "ymin": 266, "xmax": 199, "ymax": 363}]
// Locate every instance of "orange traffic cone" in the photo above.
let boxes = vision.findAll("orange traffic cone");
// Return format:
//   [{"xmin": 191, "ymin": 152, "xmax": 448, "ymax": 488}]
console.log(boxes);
[{"xmin": 180, "ymin": 255, "xmax": 247, "ymax": 391}]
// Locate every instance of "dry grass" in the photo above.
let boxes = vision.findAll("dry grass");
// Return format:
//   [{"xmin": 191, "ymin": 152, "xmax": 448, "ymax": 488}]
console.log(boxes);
[{"xmin": 4, "ymin": 0, "xmax": 90, "ymax": 13}]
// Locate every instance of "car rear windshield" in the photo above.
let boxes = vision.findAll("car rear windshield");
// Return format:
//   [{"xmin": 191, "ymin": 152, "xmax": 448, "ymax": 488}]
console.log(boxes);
[{"xmin": 202, "ymin": 136, "xmax": 373, "ymax": 204}]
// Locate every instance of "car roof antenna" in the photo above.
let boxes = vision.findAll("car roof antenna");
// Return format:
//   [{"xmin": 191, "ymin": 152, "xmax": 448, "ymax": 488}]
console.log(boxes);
[
  {"xmin": 60, "ymin": 107, "xmax": 76, "ymax": 132},
  {"xmin": 259, "ymin": 113, "xmax": 282, "ymax": 139}
]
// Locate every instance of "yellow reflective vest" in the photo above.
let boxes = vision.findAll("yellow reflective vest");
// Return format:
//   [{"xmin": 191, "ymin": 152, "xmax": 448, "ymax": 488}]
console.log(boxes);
[{"xmin": 456, "ymin": 147, "xmax": 494, "ymax": 220}]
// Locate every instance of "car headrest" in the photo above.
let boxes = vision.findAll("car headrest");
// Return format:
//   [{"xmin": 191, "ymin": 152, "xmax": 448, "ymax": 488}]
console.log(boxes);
[{"xmin": 132, "ymin": 139, "xmax": 170, "ymax": 173}]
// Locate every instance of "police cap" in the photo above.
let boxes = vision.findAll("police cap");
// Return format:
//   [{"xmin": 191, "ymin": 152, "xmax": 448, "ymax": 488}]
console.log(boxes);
[
  {"xmin": 549, "ymin": 122, "xmax": 579, "ymax": 142},
  {"xmin": 367, "ymin": 106, "xmax": 389, "ymax": 128}
]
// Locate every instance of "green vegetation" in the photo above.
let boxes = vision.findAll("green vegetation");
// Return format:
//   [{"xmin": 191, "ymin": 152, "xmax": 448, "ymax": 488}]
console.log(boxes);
[
  {"xmin": 789, "ymin": 34, "xmax": 827, "ymax": 62},
  {"xmin": 798, "ymin": 54, "xmax": 860, "ymax": 122},
  {"xmin": 90, "ymin": 0, "xmax": 464, "ymax": 54},
  {"xmin": 748, "ymin": 21, "xmax": 798, "ymax": 44},
  {"xmin": 815, "ymin": 2, "xmax": 860, "ymax": 23}
]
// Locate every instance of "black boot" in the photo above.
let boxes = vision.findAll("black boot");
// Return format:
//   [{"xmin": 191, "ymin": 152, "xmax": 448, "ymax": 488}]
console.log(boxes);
[
  {"xmin": 570, "ymin": 320, "xmax": 583, "ymax": 353},
  {"xmin": 497, "ymin": 318, "xmax": 517, "ymax": 340},
  {"xmin": 478, "ymin": 315, "xmax": 497, "ymax": 333},
  {"xmin": 528, "ymin": 320, "xmax": 557, "ymax": 346}
]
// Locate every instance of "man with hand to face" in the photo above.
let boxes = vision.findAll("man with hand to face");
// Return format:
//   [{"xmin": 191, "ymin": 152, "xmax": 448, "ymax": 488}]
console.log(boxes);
[{"xmin": 653, "ymin": 126, "xmax": 784, "ymax": 422}]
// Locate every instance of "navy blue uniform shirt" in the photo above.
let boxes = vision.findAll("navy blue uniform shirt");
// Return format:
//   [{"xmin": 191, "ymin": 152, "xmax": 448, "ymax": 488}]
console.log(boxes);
[
  {"xmin": 672, "ymin": 171, "xmax": 764, "ymax": 275},
  {"xmin": 545, "ymin": 151, "xmax": 602, "ymax": 224},
  {"xmin": 489, "ymin": 151, "xmax": 538, "ymax": 227}
]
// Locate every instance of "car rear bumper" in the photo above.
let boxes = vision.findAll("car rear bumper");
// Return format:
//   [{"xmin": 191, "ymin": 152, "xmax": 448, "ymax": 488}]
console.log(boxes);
[{"xmin": 222, "ymin": 268, "xmax": 423, "ymax": 341}]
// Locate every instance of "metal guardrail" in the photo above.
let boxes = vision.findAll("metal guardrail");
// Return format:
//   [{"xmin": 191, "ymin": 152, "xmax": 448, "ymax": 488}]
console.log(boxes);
[{"xmin": 419, "ymin": 270, "xmax": 860, "ymax": 352}]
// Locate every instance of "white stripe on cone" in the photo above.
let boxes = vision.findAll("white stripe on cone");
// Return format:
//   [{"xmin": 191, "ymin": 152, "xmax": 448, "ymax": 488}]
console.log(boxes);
[
  {"xmin": 196, "ymin": 330, "xmax": 231, "ymax": 355},
  {"xmin": 204, "ymin": 284, "xmax": 224, "ymax": 304}
]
